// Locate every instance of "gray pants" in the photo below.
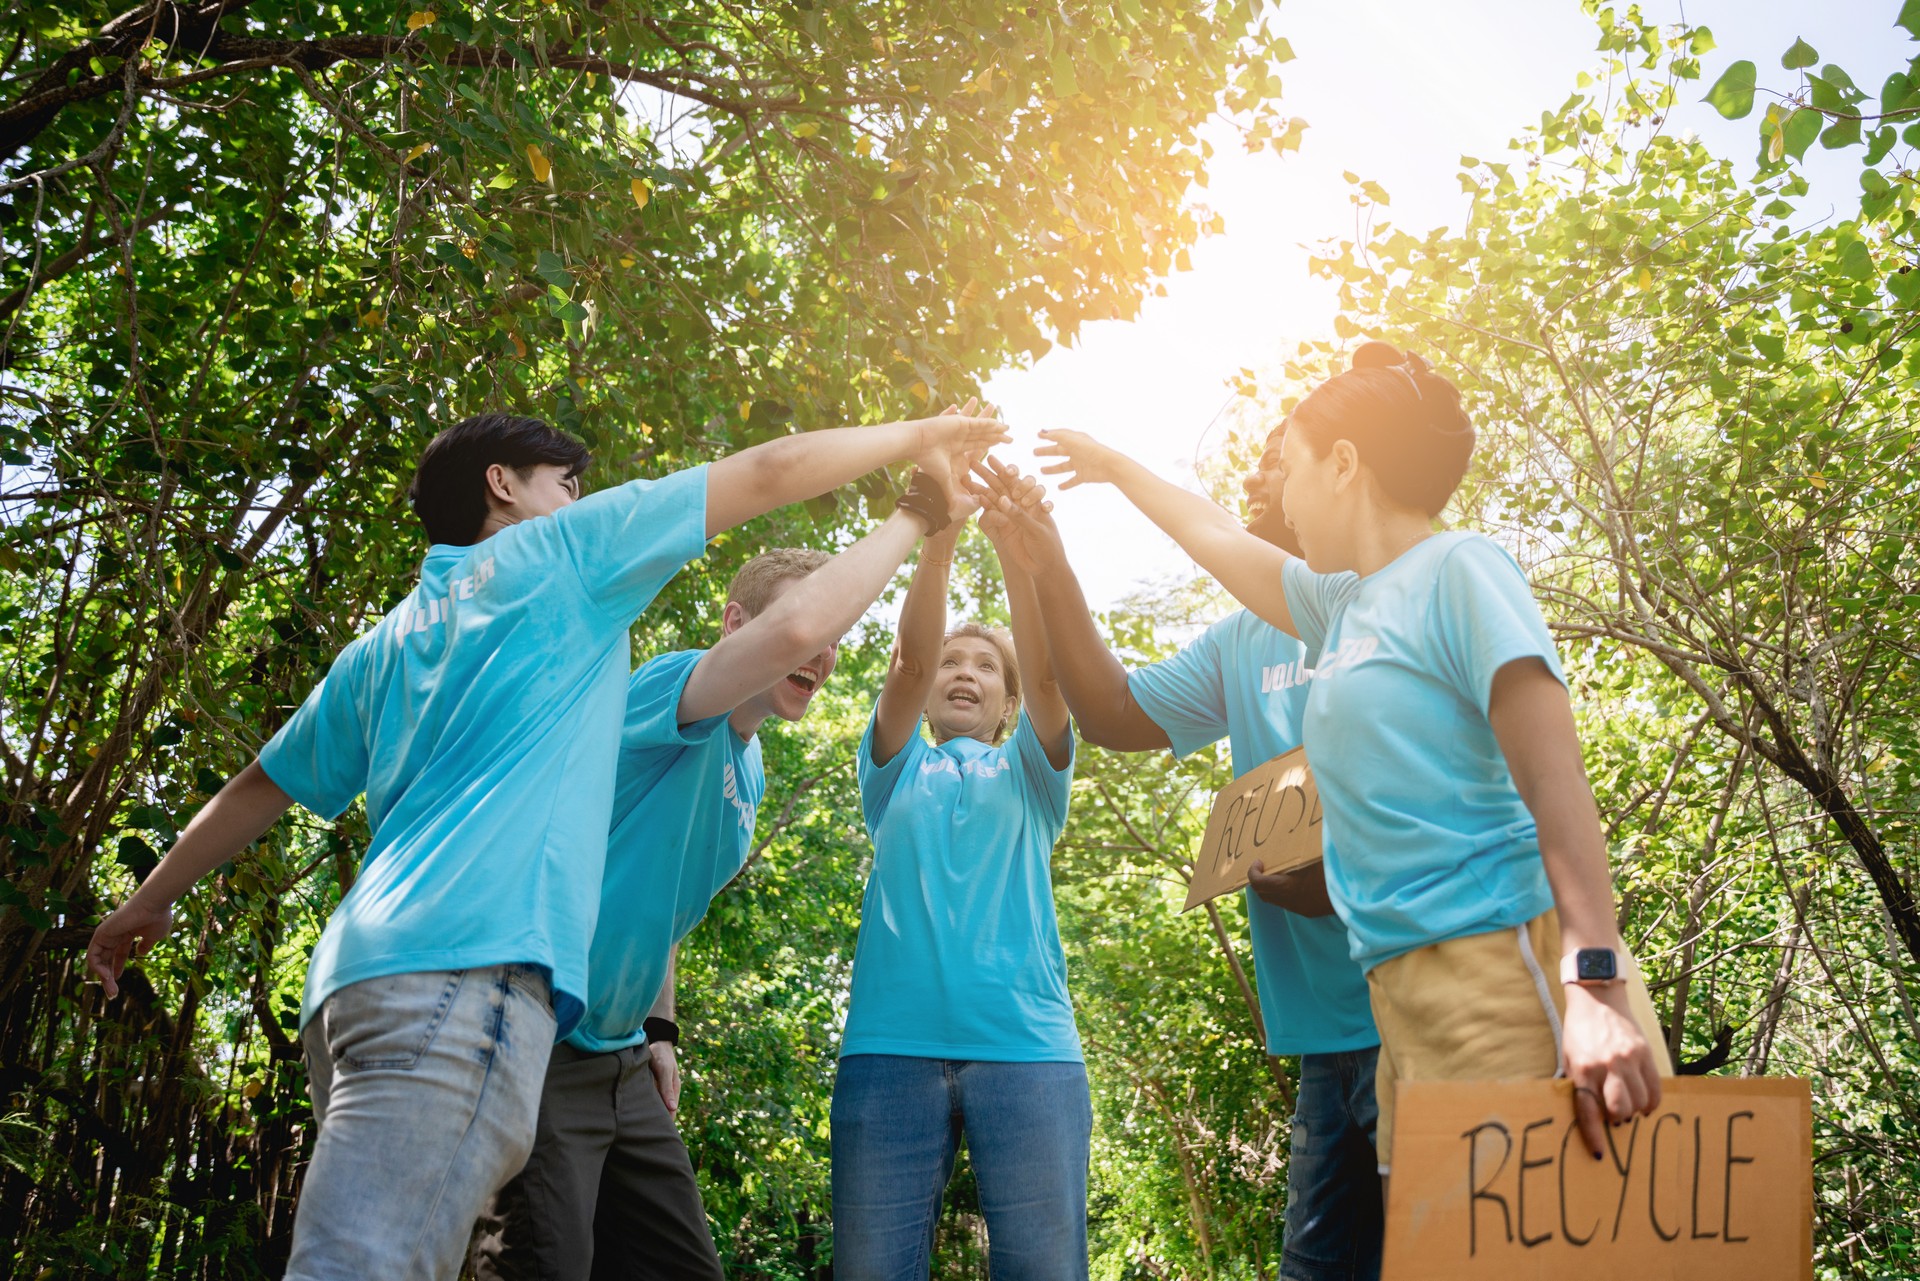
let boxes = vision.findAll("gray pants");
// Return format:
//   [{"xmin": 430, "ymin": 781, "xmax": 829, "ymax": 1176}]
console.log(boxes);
[{"xmin": 469, "ymin": 1042, "xmax": 724, "ymax": 1281}]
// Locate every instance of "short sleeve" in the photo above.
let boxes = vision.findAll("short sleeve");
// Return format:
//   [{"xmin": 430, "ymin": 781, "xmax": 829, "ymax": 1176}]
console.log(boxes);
[
  {"xmin": 1429, "ymin": 537, "xmax": 1566, "ymax": 712},
  {"xmin": 1127, "ymin": 623, "xmax": 1229, "ymax": 759},
  {"xmin": 1008, "ymin": 711, "xmax": 1074, "ymax": 828},
  {"xmin": 258, "ymin": 650, "xmax": 370, "ymax": 821},
  {"xmin": 621, "ymin": 651, "xmax": 729, "ymax": 753},
  {"xmin": 1280, "ymin": 556, "xmax": 1357, "ymax": 656},
  {"xmin": 550, "ymin": 464, "xmax": 710, "ymax": 622},
  {"xmin": 858, "ymin": 706, "xmax": 927, "ymax": 833}
]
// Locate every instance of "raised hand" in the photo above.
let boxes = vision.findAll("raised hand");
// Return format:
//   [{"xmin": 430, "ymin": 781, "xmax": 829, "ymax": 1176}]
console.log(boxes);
[
  {"xmin": 1033, "ymin": 428, "xmax": 1128, "ymax": 490},
  {"xmin": 911, "ymin": 396, "xmax": 1008, "ymax": 502},
  {"xmin": 974, "ymin": 456, "xmax": 1066, "ymax": 576}
]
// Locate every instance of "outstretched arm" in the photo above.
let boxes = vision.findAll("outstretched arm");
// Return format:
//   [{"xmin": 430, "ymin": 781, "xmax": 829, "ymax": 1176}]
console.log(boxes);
[
  {"xmin": 977, "ymin": 465, "xmax": 1169, "ymax": 752},
  {"xmin": 1034, "ymin": 429, "xmax": 1301, "ymax": 638},
  {"xmin": 996, "ymin": 554, "xmax": 1071, "ymax": 768},
  {"xmin": 86, "ymin": 760, "xmax": 294, "ymax": 997},
  {"xmin": 871, "ymin": 524, "xmax": 958, "ymax": 766},
  {"xmin": 704, "ymin": 403, "xmax": 1005, "ymax": 539},
  {"xmin": 677, "ymin": 506, "xmax": 942, "ymax": 724}
]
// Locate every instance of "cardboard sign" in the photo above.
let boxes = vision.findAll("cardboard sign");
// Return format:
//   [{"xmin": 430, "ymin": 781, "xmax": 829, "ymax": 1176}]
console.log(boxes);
[
  {"xmin": 1382, "ymin": 1077, "xmax": 1814, "ymax": 1281},
  {"xmin": 1182, "ymin": 746, "xmax": 1323, "ymax": 912}
]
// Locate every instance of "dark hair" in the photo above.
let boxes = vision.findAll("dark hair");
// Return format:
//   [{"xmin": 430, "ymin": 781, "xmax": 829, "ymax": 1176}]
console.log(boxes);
[
  {"xmin": 408, "ymin": 413, "xmax": 592, "ymax": 545},
  {"xmin": 1289, "ymin": 341, "xmax": 1475, "ymax": 517}
]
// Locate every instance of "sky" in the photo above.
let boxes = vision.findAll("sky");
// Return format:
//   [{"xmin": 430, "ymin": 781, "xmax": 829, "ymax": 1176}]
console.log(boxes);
[{"xmin": 980, "ymin": 0, "xmax": 1906, "ymax": 609}]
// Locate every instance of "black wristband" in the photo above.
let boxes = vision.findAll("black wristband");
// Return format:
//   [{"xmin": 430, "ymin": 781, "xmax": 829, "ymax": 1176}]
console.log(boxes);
[
  {"xmin": 642, "ymin": 1016, "xmax": 679, "ymax": 1046},
  {"xmin": 894, "ymin": 469, "xmax": 951, "ymax": 535}
]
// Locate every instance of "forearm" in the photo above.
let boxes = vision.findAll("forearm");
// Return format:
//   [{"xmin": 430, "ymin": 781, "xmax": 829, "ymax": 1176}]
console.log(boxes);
[
  {"xmin": 872, "ymin": 535, "xmax": 953, "ymax": 759},
  {"xmin": 705, "ymin": 420, "xmax": 919, "ymax": 537},
  {"xmin": 775, "ymin": 512, "xmax": 922, "ymax": 651},
  {"xmin": 648, "ymin": 948, "xmax": 676, "ymax": 1021},
  {"xmin": 680, "ymin": 513, "xmax": 923, "ymax": 722},
  {"xmin": 1027, "ymin": 557, "xmax": 1168, "ymax": 751},
  {"xmin": 131, "ymin": 760, "xmax": 293, "ymax": 908},
  {"xmin": 894, "ymin": 533, "xmax": 955, "ymax": 673},
  {"xmin": 1001, "ymin": 560, "xmax": 1069, "ymax": 755},
  {"xmin": 1108, "ymin": 455, "xmax": 1300, "ymax": 636}
]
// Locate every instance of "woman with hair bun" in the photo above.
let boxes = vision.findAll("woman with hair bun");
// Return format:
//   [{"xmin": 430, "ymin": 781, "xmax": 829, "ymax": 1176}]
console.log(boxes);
[
  {"xmin": 830, "ymin": 448, "xmax": 1087, "ymax": 1276},
  {"xmin": 1026, "ymin": 342, "xmax": 1669, "ymax": 1189}
]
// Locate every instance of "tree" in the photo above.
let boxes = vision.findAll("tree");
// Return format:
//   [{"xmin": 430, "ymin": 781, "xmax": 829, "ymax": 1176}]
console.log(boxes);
[{"xmin": 0, "ymin": 2, "xmax": 1298, "ymax": 1271}]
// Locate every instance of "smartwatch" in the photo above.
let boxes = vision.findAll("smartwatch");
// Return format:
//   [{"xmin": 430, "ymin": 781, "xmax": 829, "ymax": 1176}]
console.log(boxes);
[{"xmin": 1560, "ymin": 947, "xmax": 1623, "ymax": 987}]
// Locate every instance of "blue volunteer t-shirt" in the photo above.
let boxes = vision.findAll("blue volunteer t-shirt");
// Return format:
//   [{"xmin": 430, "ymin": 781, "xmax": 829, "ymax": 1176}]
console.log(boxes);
[
  {"xmin": 842, "ymin": 710, "xmax": 1081, "ymax": 1062},
  {"xmin": 569, "ymin": 649, "xmax": 766, "ymax": 1053},
  {"xmin": 1281, "ymin": 531, "xmax": 1561, "ymax": 973},
  {"xmin": 1127, "ymin": 610, "xmax": 1378, "ymax": 1056},
  {"xmin": 258, "ymin": 465, "xmax": 710, "ymax": 1038}
]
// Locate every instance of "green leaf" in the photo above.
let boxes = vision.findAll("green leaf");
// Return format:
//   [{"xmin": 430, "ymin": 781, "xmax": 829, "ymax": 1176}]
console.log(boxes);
[
  {"xmin": 1820, "ymin": 117, "xmax": 1862, "ymax": 149},
  {"xmin": 1688, "ymin": 27, "xmax": 1715, "ymax": 56},
  {"xmin": 1272, "ymin": 37, "xmax": 1295, "ymax": 64},
  {"xmin": 1900, "ymin": 0, "xmax": 1920, "ymax": 37},
  {"xmin": 1781, "ymin": 38, "xmax": 1818, "ymax": 70},
  {"xmin": 1783, "ymin": 107, "xmax": 1823, "ymax": 160},
  {"xmin": 1840, "ymin": 239, "xmax": 1875, "ymax": 280},
  {"xmin": 535, "ymin": 250, "xmax": 574, "ymax": 291},
  {"xmin": 1704, "ymin": 59, "xmax": 1757, "ymax": 119}
]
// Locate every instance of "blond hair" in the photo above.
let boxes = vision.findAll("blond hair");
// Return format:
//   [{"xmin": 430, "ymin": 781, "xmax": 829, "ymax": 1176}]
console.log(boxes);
[
  {"xmin": 942, "ymin": 621, "xmax": 1020, "ymax": 743},
  {"xmin": 726, "ymin": 547, "xmax": 831, "ymax": 617}
]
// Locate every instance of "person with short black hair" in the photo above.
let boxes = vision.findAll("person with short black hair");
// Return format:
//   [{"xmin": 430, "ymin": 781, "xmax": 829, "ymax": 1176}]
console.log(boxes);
[
  {"xmin": 86, "ymin": 405, "xmax": 1005, "ymax": 1281},
  {"xmin": 470, "ymin": 456, "xmax": 977, "ymax": 1281},
  {"xmin": 1025, "ymin": 341, "xmax": 1668, "ymax": 1193}
]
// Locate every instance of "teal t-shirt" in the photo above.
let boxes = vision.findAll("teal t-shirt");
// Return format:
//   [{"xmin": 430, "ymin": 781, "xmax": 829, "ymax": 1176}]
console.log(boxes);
[
  {"xmin": 1281, "ymin": 531, "xmax": 1562, "ymax": 973},
  {"xmin": 842, "ymin": 710, "xmax": 1081, "ymax": 1062},
  {"xmin": 258, "ymin": 464, "xmax": 710, "ymax": 1037},
  {"xmin": 569, "ymin": 649, "xmax": 766, "ymax": 1053},
  {"xmin": 1127, "ymin": 610, "xmax": 1378, "ymax": 1056}
]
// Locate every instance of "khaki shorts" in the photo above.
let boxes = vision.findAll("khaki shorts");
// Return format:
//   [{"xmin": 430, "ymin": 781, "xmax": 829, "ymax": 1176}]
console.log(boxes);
[{"xmin": 1366, "ymin": 909, "xmax": 1671, "ymax": 1172}]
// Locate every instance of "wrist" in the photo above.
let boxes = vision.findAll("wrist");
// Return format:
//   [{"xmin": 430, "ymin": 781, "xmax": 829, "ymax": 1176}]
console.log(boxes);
[
  {"xmin": 642, "ymin": 1015, "xmax": 679, "ymax": 1045},
  {"xmin": 1560, "ymin": 946, "xmax": 1625, "ymax": 988}
]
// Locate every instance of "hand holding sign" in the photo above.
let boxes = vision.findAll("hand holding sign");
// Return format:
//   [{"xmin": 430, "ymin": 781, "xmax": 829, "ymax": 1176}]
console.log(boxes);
[
  {"xmin": 1382, "ymin": 1078, "xmax": 1812, "ymax": 1281},
  {"xmin": 1184, "ymin": 747, "xmax": 1324, "ymax": 912}
]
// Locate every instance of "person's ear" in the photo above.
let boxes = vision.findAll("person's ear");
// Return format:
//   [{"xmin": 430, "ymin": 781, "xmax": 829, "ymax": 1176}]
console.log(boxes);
[
  {"xmin": 1329, "ymin": 439, "xmax": 1362, "ymax": 494},
  {"xmin": 484, "ymin": 462, "xmax": 516, "ymax": 507},
  {"xmin": 721, "ymin": 600, "xmax": 750, "ymax": 636}
]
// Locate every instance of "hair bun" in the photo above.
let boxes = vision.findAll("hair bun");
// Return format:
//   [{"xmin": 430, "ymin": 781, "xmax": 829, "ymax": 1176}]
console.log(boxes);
[
  {"xmin": 1349, "ymin": 340, "xmax": 1405, "ymax": 371},
  {"xmin": 1349, "ymin": 340, "xmax": 1433, "ymax": 377}
]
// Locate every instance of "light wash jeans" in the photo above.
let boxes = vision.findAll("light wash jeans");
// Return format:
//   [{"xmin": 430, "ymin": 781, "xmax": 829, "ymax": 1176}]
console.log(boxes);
[
  {"xmin": 1282, "ymin": 1047, "xmax": 1384, "ymax": 1281},
  {"xmin": 830, "ymin": 1055, "xmax": 1092, "ymax": 1281},
  {"xmin": 286, "ymin": 964, "xmax": 556, "ymax": 1281}
]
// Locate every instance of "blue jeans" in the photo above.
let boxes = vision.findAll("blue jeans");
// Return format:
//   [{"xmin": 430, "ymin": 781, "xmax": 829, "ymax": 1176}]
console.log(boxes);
[
  {"xmin": 831, "ymin": 1055, "xmax": 1092, "ymax": 1281},
  {"xmin": 1282, "ymin": 1048, "xmax": 1384, "ymax": 1281},
  {"xmin": 288, "ymin": 965, "xmax": 557, "ymax": 1281}
]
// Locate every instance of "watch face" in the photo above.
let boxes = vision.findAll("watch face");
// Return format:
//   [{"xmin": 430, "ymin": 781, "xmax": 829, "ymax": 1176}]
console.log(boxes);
[{"xmin": 1577, "ymin": 949, "xmax": 1618, "ymax": 982}]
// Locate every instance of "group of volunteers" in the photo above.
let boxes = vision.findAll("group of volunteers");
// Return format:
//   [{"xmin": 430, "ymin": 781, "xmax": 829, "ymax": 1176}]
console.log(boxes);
[{"xmin": 86, "ymin": 340, "xmax": 1671, "ymax": 1281}]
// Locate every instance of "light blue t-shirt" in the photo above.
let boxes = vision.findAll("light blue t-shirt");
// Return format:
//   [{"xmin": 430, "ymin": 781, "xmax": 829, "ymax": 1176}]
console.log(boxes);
[
  {"xmin": 569, "ymin": 649, "xmax": 767, "ymax": 1053},
  {"xmin": 258, "ymin": 465, "xmax": 710, "ymax": 1037},
  {"xmin": 842, "ymin": 710, "xmax": 1081, "ymax": 1062},
  {"xmin": 1127, "ymin": 610, "xmax": 1378, "ymax": 1056},
  {"xmin": 1281, "ymin": 531, "xmax": 1562, "ymax": 973}
]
